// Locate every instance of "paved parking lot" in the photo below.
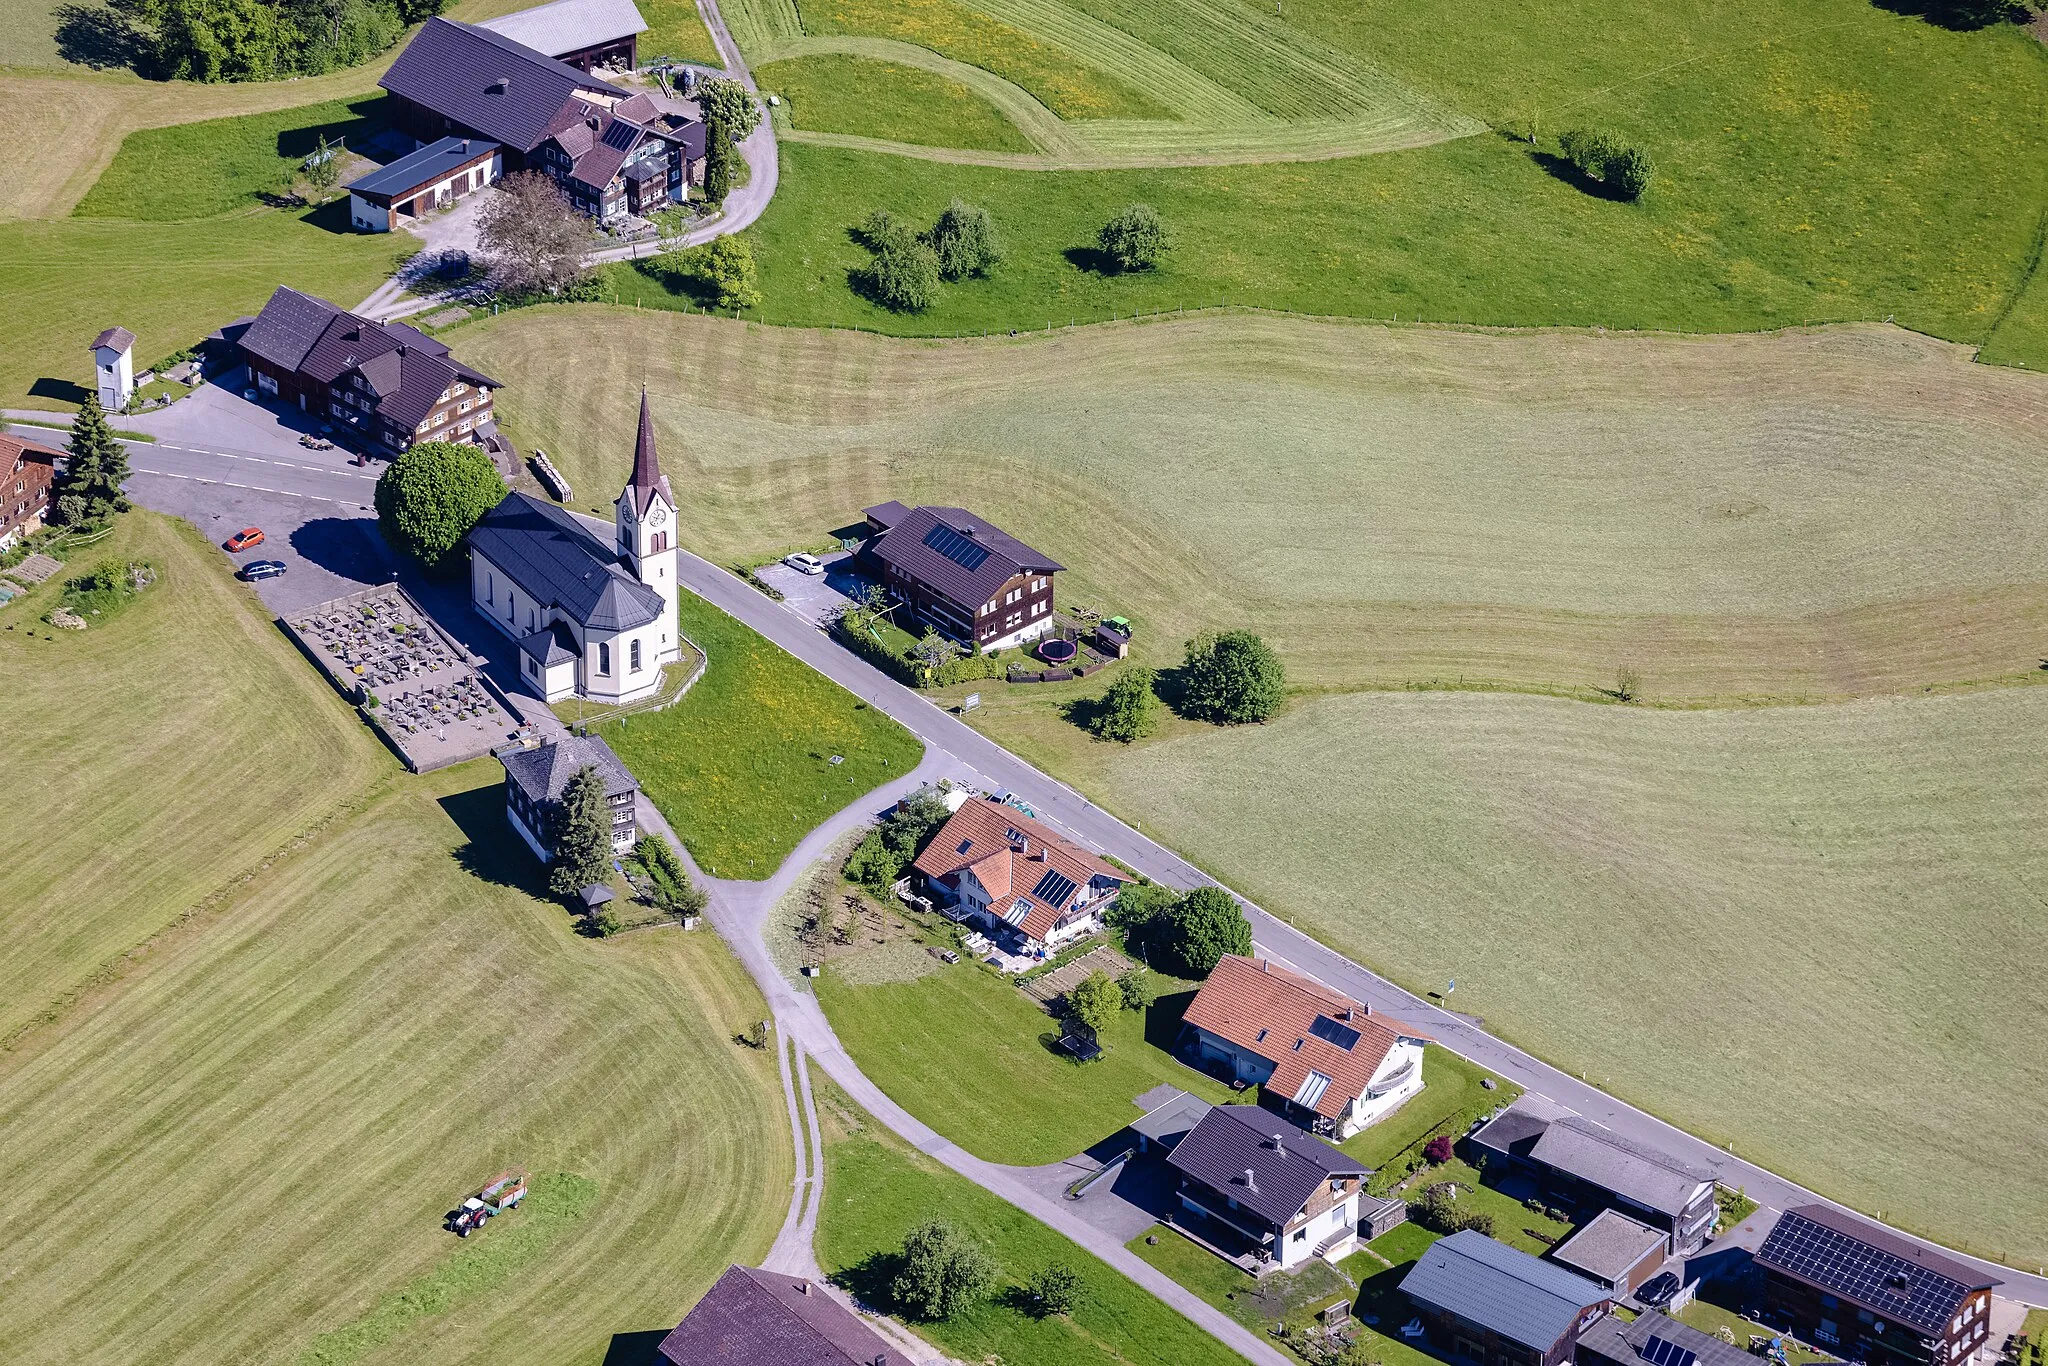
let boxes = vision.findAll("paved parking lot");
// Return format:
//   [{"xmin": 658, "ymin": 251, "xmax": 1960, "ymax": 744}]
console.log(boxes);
[
  {"xmin": 753, "ymin": 551, "xmax": 871, "ymax": 626},
  {"xmin": 128, "ymin": 470, "xmax": 394, "ymax": 615},
  {"xmin": 127, "ymin": 370, "xmax": 358, "ymax": 462}
]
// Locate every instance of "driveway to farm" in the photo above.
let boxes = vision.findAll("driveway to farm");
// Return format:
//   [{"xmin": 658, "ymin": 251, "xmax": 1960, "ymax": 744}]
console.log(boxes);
[{"xmin": 655, "ymin": 540, "xmax": 2048, "ymax": 1311}]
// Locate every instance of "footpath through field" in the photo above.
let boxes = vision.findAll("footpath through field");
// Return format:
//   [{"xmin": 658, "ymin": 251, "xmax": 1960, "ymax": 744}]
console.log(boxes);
[{"xmin": 655, "ymin": 537, "xmax": 2048, "ymax": 1312}]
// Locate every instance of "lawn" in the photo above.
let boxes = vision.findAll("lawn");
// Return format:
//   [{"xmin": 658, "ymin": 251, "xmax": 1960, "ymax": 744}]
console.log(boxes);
[
  {"xmin": 1080, "ymin": 686, "xmax": 2048, "ymax": 1267},
  {"xmin": 591, "ymin": 586, "xmax": 923, "ymax": 877},
  {"xmin": 639, "ymin": 0, "xmax": 723, "ymax": 64},
  {"xmin": 758, "ymin": 53, "xmax": 1037, "ymax": 153},
  {"xmin": 812, "ymin": 1075, "xmax": 1247, "ymax": 1366},
  {"xmin": 0, "ymin": 758, "xmax": 791, "ymax": 1362},
  {"xmin": 0, "ymin": 511, "xmax": 388, "ymax": 1045},
  {"xmin": 74, "ymin": 95, "xmax": 388, "ymax": 220},
  {"xmin": 1129, "ymin": 1226, "xmax": 1371, "ymax": 1359},
  {"xmin": 456, "ymin": 308, "xmax": 2048, "ymax": 705},
  {"xmin": 1677, "ymin": 1300, "xmax": 1835, "ymax": 1366},
  {"xmin": 1341, "ymin": 1046, "xmax": 1520, "ymax": 1171},
  {"xmin": 815, "ymin": 938, "xmax": 1232, "ymax": 1163}
]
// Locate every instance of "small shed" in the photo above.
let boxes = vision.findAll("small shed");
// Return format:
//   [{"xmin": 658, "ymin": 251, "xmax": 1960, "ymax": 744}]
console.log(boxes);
[
  {"xmin": 579, "ymin": 883, "xmax": 615, "ymax": 911},
  {"xmin": 1359, "ymin": 1193, "xmax": 1408, "ymax": 1240},
  {"xmin": 1131, "ymin": 1086, "xmax": 1213, "ymax": 1154}
]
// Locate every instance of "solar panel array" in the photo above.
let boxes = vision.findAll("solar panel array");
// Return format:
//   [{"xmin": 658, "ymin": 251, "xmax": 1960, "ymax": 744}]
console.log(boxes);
[
  {"xmin": 1642, "ymin": 1334, "xmax": 1697, "ymax": 1366},
  {"xmin": 1308, "ymin": 1015, "xmax": 1362, "ymax": 1050},
  {"xmin": 1031, "ymin": 868, "xmax": 1078, "ymax": 907},
  {"xmin": 1002, "ymin": 898, "xmax": 1031, "ymax": 925},
  {"xmin": 1759, "ymin": 1212, "xmax": 1965, "ymax": 1334},
  {"xmin": 922, "ymin": 523, "xmax": 991, "ymax": 571},
  {"xmin": 601, "ymin": 118, "xmax": 638, "ymax": 151}
]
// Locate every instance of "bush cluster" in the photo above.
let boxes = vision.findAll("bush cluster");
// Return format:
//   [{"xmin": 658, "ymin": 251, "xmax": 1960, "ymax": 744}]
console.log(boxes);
[
  {"xmin": 1088, "ymin": 665, "xmax": 1159, "ymax": 743},
  {"xmin": 1409, "ymin": 1183, "xmax": 1496, "ymax": 1237},
  {"xmin": 1108, "ymin": 881, "xmax": 1251, "ymax": 978},
  {"xmin": 891, "ymin": 1219, "xmax": 996, "ymax": 1320},
  {"xmin": 1180, "ymin": 629, "xmax": 1286, "ymax": 725},
  {"xmin": 628, "ymin": 835, "xmax": 709, "ymax": 922},
  {"xmin": 1557, "ymin": 129, "xmax": 1652, "ymax": 201},
  {"xmin": 843, "ymin": 788, "xmax": 954, "ymax": 899},
  {"xmin": 857, "ymin": 201, "xmax": 1005, "ymax": 312},
  {"xmin": 117, "ymin": 0, "xmax": 441, "ymax": 82}
]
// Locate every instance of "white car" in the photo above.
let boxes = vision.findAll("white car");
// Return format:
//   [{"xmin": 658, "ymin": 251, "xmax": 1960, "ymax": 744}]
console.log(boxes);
[{"xmin": 782, "ymin": 552, "xmax": 826, "ymax": 576}]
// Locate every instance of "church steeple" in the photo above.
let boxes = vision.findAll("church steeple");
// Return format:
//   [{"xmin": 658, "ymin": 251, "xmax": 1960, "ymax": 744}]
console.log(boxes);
[{"xmin": 624, "ymin": 386, "xmax": 672, "ymax": 516}]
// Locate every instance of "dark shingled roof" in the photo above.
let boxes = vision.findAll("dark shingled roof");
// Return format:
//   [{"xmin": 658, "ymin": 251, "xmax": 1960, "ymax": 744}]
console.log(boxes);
[
  {"xmin": 1529, "ymin": 1118, "xmax": 1714, "ymax": 1220},
  {"xmin": 658, "ymin": 1264, "xmax": 894, "ymax": 1366},
  {"xmin": 346, "ymin": 135, "xmax": 499, "ymax": 199},
  {"xmin": 1167, "ymin": 1103, "xmax": 1365, "ymax": 1229},
  {"xmin": 865, "ymin": 504, "xmax": 1063, "ymax": 612},
  {"xmin": 1400, "ymin": 1230, "xmax": 1610, "ymax": 1352},
  {"xmin": 623, "ymin": 387, "xmax": 673, "ymax": 516},
  {"xmin": 518, "ymin": 622, "xmax": 578, "ymax": 666},
  {"xmin": 470, "ymin": 492, "xmax": 663, "ymax": 632},
  {"xmin": 90, "ymin": 326, "xmax": 136, "ymax": 353},
  {"xmin": 500, "ymin": 732, "xmax": 637, "ymax": 806},
  {"xmin": 1755, "ymin": 1206, "xmax": 1998, "ymax": 1337},
  {"xmin": 239, "ymin": 287, "xmax": 501, "ymax": 432},
  {"xmin": 379, "ymin": 17, "xmax": 628, "ymax": 152},
  {"xmin": 1579, "ymin": 1306, "xmax": 1757, "ymax": 1366}
]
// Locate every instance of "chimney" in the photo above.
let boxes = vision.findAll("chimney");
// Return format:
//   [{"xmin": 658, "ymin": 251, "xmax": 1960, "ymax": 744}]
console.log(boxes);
[
  {"xmin": 1271, "ymin": 1132, "xmax": 1286, "ymax": 1157},
  {"xmin": 1243, "ymin": 1168, "xmax": 1257, "ymax": 1193},
  {"xmin": 798, "ymin": 1282, "xmax": 811, "ymax": 1295}
]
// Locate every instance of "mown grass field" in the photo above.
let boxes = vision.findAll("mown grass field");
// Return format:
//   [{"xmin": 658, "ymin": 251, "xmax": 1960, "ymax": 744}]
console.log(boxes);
[
  {"xmin": 1075, "ymin": 687, "xmax": 2048, "ymax": 1268},
  {"xmin": 0, "ymin": 511, "xmax": 387, "ymax": 1045},
  {"xmin": 759, "ymin": 52, "xmax": 1037, "ymax": 152},
  {"xmin": 638, "ymin": 0, "xmax": 723, "ymax": 64},
  {"xmin": 811, "ymin": 1072, "xmax": 1248, "ymax": 1366},
  {"xmin": 1340, "ymin": 1046, "xmax": 1519, "ymax": 1170},
  {"xmin": 592, "ymin": 588, "xmax": 923, "ymax": 878},
  {"xmin": 816, "ymin": 946, "xmax": 1231, "ymax": 1163},
  {"xmin": 0, "ymin": 761, "xmax": 789, "ymax": 1364},
  {"xmin": 457, "ymin": 308, "xmax": 2048, "ymax": 704}
]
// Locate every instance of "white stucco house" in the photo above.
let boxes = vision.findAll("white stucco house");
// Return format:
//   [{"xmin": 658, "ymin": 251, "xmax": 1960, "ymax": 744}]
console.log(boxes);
[
  {"xmin": 1180, "ymin": 954, "xmax": 1430, "ymax": 1141},
  {"xmin": 467, "ymin": 390, "xmax": 681, "ymax": 704},
  {"xmin": 909, "ymin": 795, "xmax": 1133, "ymax": 953}
]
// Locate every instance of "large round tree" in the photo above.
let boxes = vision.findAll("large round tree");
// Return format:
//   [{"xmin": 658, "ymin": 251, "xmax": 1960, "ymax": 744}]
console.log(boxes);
[
  {"xmin": 374, "ymin": 441, "xmax": 505, "ymax": 571},
  {"xmin": 1160, "ymin": 886, "xmax": 1253, "ymax": 977}
]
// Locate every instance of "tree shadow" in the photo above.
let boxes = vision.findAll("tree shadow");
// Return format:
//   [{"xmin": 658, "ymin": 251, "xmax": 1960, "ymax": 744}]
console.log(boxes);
[
  {"xmin": 53, "ymin": 1, "xmax": 150, "ymax": 71},
  {"xmin": 289, "ymin": 517, "xmax": 392, "ymax": 585},
  {"xmin": 1142, "ymin": 988, "xmax": 1197, "ymax": 1053},
  {"xmin": 1528, "ymin": 150, "xmax": 1632, "ymax": 202},
  {"xmin": 438, "ymin": 782, "xmax": 548, "ymax": 895},
  {"xmin": 1062, "ymin": 245, "xmax": 1124, "ymax": 276},
  {"xmin": 831, "ymin": 1249, "xmax": 903, "ymax": 1315},
  {"xmin": 626, "ymin": 256, "xmax": 717, "ymax": 308},
  {"xmin": 600, "ymin": 1330, "xmax": 670, "ymax": 1366},
  {"xmin": 28, "ymin": 377, "xmax": 92, "ymax": 407},
  {"xmin": 1870, "ymin": 0, "xmax": 2029, "ymax": 26}
]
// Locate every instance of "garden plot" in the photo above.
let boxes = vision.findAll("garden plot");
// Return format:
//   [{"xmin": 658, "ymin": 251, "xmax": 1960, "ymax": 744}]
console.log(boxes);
[{"xmin": 286, "ymin": 586, "xmax": 516, "ymax": 771}]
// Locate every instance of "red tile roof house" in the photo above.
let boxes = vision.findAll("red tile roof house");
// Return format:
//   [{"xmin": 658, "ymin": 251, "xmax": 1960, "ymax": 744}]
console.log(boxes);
[
  {"xmin": 910, "ymin": 796, "xmax": 1133, "ymax": 955},
  {"xmin": 860, "ymin": 502, "xmax": 1063, "ymax": 651},
  {"xmin": 658, "ymin": 1264, "xmax": 898, "ymax": 1365},
  {"xmin": 0, "ymin": 433, "xmax": 60, "ymax": 551},
  {"xmin": 379, "ymin": 16, "xmax": 706, "ymax": 224},
  {"xmin": 1180, "ymin": 954, "xmax": 1431, "ymax": 1141}
]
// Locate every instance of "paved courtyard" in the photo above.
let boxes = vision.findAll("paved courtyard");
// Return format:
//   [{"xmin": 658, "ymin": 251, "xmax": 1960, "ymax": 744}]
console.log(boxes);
[
  {"xmin": 752, "ymin": 551, "xmax": 871, "ymax": 627},
  {"xmin": 127, "ymin": 370, "xmax": 359, "ymax": 462}
]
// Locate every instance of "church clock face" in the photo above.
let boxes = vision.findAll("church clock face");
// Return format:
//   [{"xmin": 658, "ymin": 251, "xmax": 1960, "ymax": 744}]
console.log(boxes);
[{"xmin": 648, "ymin": 504, "xmax": 668, "ymax": 528}]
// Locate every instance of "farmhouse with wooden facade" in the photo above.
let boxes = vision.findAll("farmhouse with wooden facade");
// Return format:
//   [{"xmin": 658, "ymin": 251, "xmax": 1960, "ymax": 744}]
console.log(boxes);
[
  {"xmin": 346, "ymin": 136, "xmax": 501, "ymax": 232},
  {"xmin": 237, "ymin": 287, "xmax": 503, "ymax": 452},
  {"xmin": 379, "ymin": 16, "xmax": 704, "ymax": 223},
  {"xmin": 910, "ymin": 795, "xmax": 1132, "ymax": 952},
  {"xmin": 1753, "ymin": 1205, "xmax": 2000, "ymax": 1366},
  {"xmin": 656, "ymin": 1264, "xmax": 896, "ymax": 1366},
  {"xmin": 1165, "ymin": 1102, "xmax": 1369, "ymax": 1271},
  {"xmin": 859, "ymin": 501, "xmax": 1063, "ymax": 650},
  {"xmin": 0, "ymin": 433, "xmax": 60, "ymax": 551},
  {"xmin": 1180, "ymin": 954, "xmax": 1430, "ymax": 1140}
]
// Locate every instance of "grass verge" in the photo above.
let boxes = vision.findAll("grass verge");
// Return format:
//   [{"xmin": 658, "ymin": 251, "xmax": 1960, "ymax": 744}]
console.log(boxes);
[
  {"xmin": 812, "ymin": 1071, "xmax": 1246, "ymax": 1366},
  {"xmin": 592, "ymin": 586, "xmax": 923, "ymax": 877},
  {"xmin": 1341, "ymin": 1046, "xmax": 1520, "ymax": 1170},
  {"xmin": 760, "ymin": 52, "xmax": 1037, "ymax": 152}
]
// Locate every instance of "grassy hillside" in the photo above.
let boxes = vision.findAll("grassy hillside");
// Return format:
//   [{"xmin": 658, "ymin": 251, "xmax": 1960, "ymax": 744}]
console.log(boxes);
[
  {"xmin": 456, "ymin": 308, "xmax": 2048, "ymax": 704},
  {"xmin": 1074, "ymin": 687, "xmax": 2048, "ymax": 1268},
  {"xmin": 0, "ymin": 763, "xmax": 789, "ymax": 1363},
  {"xmin": 0, "ymin": 511, "xmax": 388, "ymax": 1044},
  {"xmin": 759, "ymin": 53, "xmax": 1038, "ymax": 152}
]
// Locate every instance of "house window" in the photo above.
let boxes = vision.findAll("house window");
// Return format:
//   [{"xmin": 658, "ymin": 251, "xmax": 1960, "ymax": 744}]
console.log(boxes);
[
  {"xmin": 458, "ymin": 399, "xmax": 472, "ymax": 413},
  {"xmin": 1031, "ymin": 577, "xmax": 1046, "ymax": 591},
  {"xmin": 433, "ymin": 412, "xmax": 448, "ymax": 426},
  {"xmin": 598, "ymin": 641, "xmax": 611, "ymax": 676},
  {"xmin": 486, "ymin": 573, "xmax": 494, "ymax": 605},
  {"xmin": 1291, "ymin": 1228, "xmax": 1307, "ymax": 1243},
  {"xmin": 1006, "ymin": 588, "xmax": 1023, "ymax": 604},
  {"xmin": 630, "ymin": 639, "xmax": 641, "ymax": 671},
  {"xmin": 452, "ymin": 382, "xmax": 468, "ymax": 396},
  {"xmin": 1030, "ymin": 601, "xmax": 1046, "ymax": 616},
  {"xmin": 417, "ymin": 420, "xmax": 430, "ymax": 434}
]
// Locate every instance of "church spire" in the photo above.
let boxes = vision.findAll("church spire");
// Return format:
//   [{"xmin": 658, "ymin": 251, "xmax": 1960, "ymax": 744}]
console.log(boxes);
[{"xmin": 626, "ymin": 386, "xmax": 671, "ymax": 514}]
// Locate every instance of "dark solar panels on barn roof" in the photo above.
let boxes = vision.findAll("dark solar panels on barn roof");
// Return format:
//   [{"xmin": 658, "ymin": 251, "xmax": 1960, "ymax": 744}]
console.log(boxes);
[
  {"xmin": 1031, "ymin": 868, "xmax": 1078, "ymax": 907},
  {"xmin": 923, "ymin": 522, "xmax": 991, "ymax": 571},
  {"xmin": 601, "ymin": 117, "xmax": 638, "ymax": 150},
  {"xmin": 1643, "ymin": 1335, "xmax": 1698, "ymax": 1366},
  {"xmin": 1308, "ymin": 1015, "xmax": 1362, "ymax": 1050}
]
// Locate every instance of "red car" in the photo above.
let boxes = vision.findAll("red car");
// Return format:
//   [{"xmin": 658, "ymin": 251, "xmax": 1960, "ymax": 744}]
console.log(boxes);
[{"xmin": 224, "ymin": 527, "xmax": 265, "ymax": 552}]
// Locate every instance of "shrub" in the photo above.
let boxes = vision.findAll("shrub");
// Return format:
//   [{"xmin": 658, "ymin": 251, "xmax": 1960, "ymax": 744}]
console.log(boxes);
[
  {"xmin": 1105, "ymin": 881, "xmax": 1177, "ymax": 960},
  {"xmin": 844, "ymin": 828, "xmax": 901, "ymax": 899},
  {"xmin": 1158, "ymin": 885, "xmax": 1253, "ymax": 978},
  {"xmin": 1423, "ymin": 1134, "xmax": 1454, "ymax": 1165},
  {"xmin": 865, "ymin": 222, "xmax": 942, "ymax": 312},
  {"xmin": 1116, "ymin": 967, "xmax": 1157, "ymax": 1011},
  {"xmin": 670, "ymin": 235, "xmax": 761, "ymax": 310},
  {"xmin": 587, "ymin": 905, "xmax": 623, "ymax": 937},
  {"xmin": 926, "ymin": 199, "xmax": 1003, "ymax": 280},
  {"xmin": 1089, "ymin": 665, "xmax": 1159, "ymax": 743},
  {"xmin": 843, "ymin": 788, "xmax": 953, "ymax": 898},
  {"xmin": 374, "ymin": 440, "xmax": 505, "ymax": 571},
  {"xmin": 1180, "ymin": 629, "xmax": 1285, "ymax": 724},
  {"xmin": 1026, "ymin": 1262, "xmax": 1084, "ymax": 1317},
  {"xmin": 891, "ymin": 1219, "xmax": 996, "ymax": 1320},
  {"xmin": 1099, "ymin": 203, "xmax": 1172, "ymax": 271},
  {"xmin": 1558, "ymin": 128, "xmax": 1652, "ymax": 202}
]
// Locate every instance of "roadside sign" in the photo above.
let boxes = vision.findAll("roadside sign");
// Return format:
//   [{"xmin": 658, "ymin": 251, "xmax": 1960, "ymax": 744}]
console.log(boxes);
[{"xmin": 962, "ymin": 693, "xmax": 981, "ymax": 713}]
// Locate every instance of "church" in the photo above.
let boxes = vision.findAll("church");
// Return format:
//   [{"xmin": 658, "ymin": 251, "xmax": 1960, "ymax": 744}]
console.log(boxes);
[{"xmin": 468, "ymin": 392, "xmax": 682, "ymax": 705}]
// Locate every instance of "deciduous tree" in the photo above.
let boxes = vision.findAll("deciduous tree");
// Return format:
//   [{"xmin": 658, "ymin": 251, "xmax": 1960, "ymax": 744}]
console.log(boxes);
[
  {"xmin": 373, "ymin": 439, "xmax": 504, "ymax": 570},
  {"xmin": 548, "ymin": 764, "xmax": 615, "ymax": 899},
  {"xmin": 1180, "ymin": 629, "xmax": 1285, "ymax": 724},
  {"xmin": 891, "ymin": 1219, "xmax": 996, "ymax": 1320},
  {"xmin": 303, "ymin": 131, "xmax": 341, "ymax": 197},
  {"xmin": 863, "ymin": 218, "xmax": 941, "ymax": 312},
  {"xmin": 478, "ymin": 170, "xmax": 590, "ymax": 296},
  {"xmin": 1066, "ymin": 969, "xmax": 1122, "ymax": 1037},
  {"xmin": 1098, "ymin": 202, "xmax": 1171, "ymax": 271},
  {"xmin": 1026, "ymin": 1263, "xmax": 1085, "ymax": 1317},
  {"xmin": 1089, "ymin": 665, "xmax": 1158, "ymax": 743},
  {"xmin": 1159, "ymin": 885, "xmax": 1252, "ymax": 977},
  {"xmin": 696, "ymin": 75, "xmax": 761, "ymax": 140},
  {"xmin": 926, "ymin": 199, "xmax": 1003, "ymax": 281}
]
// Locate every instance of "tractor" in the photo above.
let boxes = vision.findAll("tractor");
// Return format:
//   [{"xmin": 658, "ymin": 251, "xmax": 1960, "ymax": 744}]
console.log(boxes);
[{"xmin": 445, "ymin": 1170, "xmax": 529, "ymax": 1236}]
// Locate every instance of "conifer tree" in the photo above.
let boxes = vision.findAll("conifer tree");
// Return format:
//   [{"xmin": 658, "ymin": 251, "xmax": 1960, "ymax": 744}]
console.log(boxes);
[
  {"xmin": 548, "ymin": 765, "xmax": 615, "ymax": 899},
  {"xmin": 58, "ymin": 393, "xmax": 131, "ymax": 528}
]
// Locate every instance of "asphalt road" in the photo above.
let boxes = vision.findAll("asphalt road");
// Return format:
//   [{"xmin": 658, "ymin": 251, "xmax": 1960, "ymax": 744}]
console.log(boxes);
[{"xmin": 659, "ymin": 539, "xmax": 2048, "ymax": 1308}]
